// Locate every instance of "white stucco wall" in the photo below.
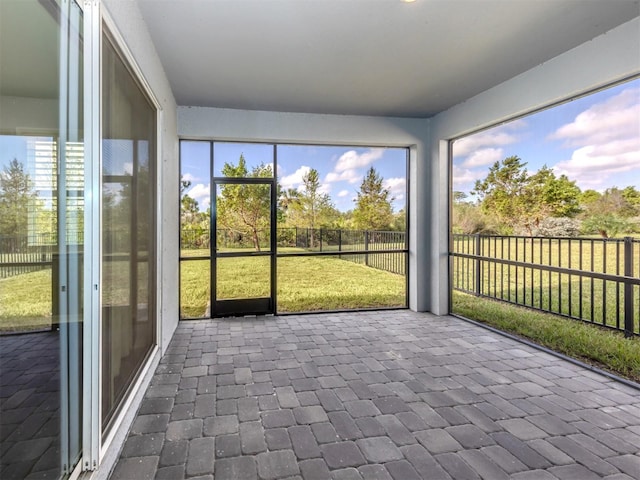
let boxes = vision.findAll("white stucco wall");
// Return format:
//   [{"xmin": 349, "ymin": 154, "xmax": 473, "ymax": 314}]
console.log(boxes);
[
  {"xmin": 103, "ymin": 0, "xmax": 179, "ymax": 353},
  {"xmin": 428, "ymin": 17, "xmax": 640, "ymax": 315},
  {"xmin": 178, "ymin": 108, "xmax": 431, "ymax": 311}
]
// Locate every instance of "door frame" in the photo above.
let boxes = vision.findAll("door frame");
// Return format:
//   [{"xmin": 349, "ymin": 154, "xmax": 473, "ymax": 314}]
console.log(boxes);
[{"xmin": 211, "ymin": 176, "xmax": 277, "ymax": 317}]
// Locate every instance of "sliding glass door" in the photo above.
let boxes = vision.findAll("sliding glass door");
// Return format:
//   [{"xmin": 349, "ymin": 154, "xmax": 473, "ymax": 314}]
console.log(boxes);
[
  {"xmin": 101, "ymin": 28, "xmax": 157, "ymax": 432},
  {"xmin": 0, "ymin": 0, "xmax": 84, "ymax": 477}
]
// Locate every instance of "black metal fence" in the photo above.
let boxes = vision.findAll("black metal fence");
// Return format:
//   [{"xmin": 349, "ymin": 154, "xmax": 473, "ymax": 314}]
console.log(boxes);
[
  {"xmin": 451, "ymin": 234, "xmax": 640, "ymax": 337},
  {"xmin": 277, "ymin": 228, "xmax": 406, "ymax": 276},
  {"xmin": 181, "ymin": 228, "xmax": 407, "ymax": 276},
  {"xmin": 0, "ymin": 234, "xmax": 57, "ymax": 279}
]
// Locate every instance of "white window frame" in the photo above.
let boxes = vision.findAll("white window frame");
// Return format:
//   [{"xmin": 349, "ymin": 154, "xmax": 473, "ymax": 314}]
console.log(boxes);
[{"xmin": 82, "ymin": 0, "xmax": 163, "ymax": 473}]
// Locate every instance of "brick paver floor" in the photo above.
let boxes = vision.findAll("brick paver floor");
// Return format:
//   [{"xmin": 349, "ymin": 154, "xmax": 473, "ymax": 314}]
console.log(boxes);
[
  {"xmin": 0, "ymin": 331, "xmax": 61, "ymax": 480},
  {"xmin": 110, "ymin": 311, "xmax": 640, "ymax": 479}
]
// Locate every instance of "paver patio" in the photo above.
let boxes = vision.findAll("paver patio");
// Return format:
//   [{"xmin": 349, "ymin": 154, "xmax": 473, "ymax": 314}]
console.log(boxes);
[{"xmin": 110, "ymin": 311, "xmax": 640, "ymax": 479}]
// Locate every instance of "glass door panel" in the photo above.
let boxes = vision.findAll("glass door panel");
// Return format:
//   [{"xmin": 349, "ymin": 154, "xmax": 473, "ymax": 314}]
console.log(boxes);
[
  {"xmin": 213, "ymin": 142, "xmax": 274, "ymax": 178},
  {"xmin": 216, "ymin": 183, "xmax": 272, "ymax": 253},
  {"xmin": 180, "ymin": 141, "xmax": 210, "ymax": 259},
  {"xmin": 214, "ymin": 179, "xmax": 275, "ymax": 317},
  {"xmin": 101, "ymin": 29, "xmax": 157, "ymax": 432},
  {"xmin": 0, "ymin": 0, "xmax": 84, "ymax": 477}
]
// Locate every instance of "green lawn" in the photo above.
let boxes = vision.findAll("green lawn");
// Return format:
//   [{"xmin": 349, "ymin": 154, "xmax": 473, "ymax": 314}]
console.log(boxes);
[
  {"xmin": 0, "ymin": 254, "xmax": 407, "ymax": 330},
  {"xmin": 0, "ymin": 268, "xmax": 53, "ymax": 331},
  {"xmin": 180, "ymin": 254, "xmax": 406, "ymax": 317},
  {"xmin": 453, "ymin": 290, "xmax": 640, "ymax": 383}
]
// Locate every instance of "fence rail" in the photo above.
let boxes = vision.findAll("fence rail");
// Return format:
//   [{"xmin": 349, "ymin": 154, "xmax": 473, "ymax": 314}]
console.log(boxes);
[
  {"xmin": 0, "ymin": 235, "xmax": 58, "ymax": 279},
  {"xmin": 181, "ymin": 228, "xmax": 407, "ymax": 276},
  {"xmin": 451, "ymin": 234, "xmax": 640, "ymax": 337}
]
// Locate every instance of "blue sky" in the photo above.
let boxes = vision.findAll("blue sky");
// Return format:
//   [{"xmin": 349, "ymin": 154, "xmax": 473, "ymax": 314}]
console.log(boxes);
[
  {"xmin": 181, "ymin": 142, "xmax": 408, "ymax": 213},
  {"xmin": 453, "ymin": 78, "xmax": 640, "ymax": 197}
]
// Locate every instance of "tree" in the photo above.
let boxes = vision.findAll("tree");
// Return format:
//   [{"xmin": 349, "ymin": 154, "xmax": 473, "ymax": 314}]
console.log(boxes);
[
  {"xmin": 453, "ymin": 191, "xmax": 468, "ymax": 203},
  {"xmin": 279, "ymin": 188, "xmax": 300, "ymax": 214},
  {"xmin": 452, "ymin": 202, "xmax": 498, "ymax": 234},
  {"xmin": 391, "ymin": 208, "xmax": 406, "ymax": 232},
  {"xmin": 582, "ymin": 187, "xmax": 638, "ymax": 219},
  {"xmin": 580, "ymin": 189, "xmax": 602, "ymax": 207},
  {"xmin": 473, "ymin": 157, "xmax": 581, "ymax": 235},
  {"xmin": 0, "ymin": 159, "xmax": 35, "ymax": 238},
  {"xmin": 473, "ymin": 156, "xmax": 536, "ymax": 234},
  {"xmin": 535, "ymin": 169, "xmax": 581, "ymax": 218},
  {"xmin": 284, "ymin": 169, "xmax": 336, "ymax": 247},
  {"xmin": 451, "ymin": 189, "xmax": 499, "ymax": 234},
  {"xmin": 622, "ymin": 186, "xmax": 640, "ymax": 210},
  {"xmin": 216, "ymin": 154, "xmax": 273, "ymax": 251},
  {"xmin": 353, "ymin": 167, "xmax": 394, "ymax": 230},
  {"xmin": 181, "ymin": 195, "xmax": 200, "ymax": 219}
]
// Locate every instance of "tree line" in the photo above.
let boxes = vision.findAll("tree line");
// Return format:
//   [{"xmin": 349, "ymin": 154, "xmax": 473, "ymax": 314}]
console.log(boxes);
[
  {"xmin": 455, "ymin": 156, "xmax": 640, "ymax": 238},
  {"xmin": 180, "ymin": 154, "xmax": 406, "ymax": 250},
  {"xmin": 7, "ymin": 153, "xmax": 634, "ymax": 246}
]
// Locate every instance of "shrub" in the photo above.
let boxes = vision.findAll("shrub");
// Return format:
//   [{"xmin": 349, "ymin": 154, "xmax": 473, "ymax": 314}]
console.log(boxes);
[
  {"xmin": 581, "ymin": 214, "xmax": 631, "ymax": 238},
  {"xmin": 532, "ymin": 217, "xmax": 580, "ymax": 237}
]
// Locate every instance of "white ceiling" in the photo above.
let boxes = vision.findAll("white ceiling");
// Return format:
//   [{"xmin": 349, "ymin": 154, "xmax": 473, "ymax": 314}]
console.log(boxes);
[{"xmin": 138, "ymin": 0, "xmax": 640, "ymax": 118}]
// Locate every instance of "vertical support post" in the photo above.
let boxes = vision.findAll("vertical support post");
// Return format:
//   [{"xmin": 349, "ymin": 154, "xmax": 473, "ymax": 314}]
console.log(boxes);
[
  {"xmin": 338, "ymin": 230, "xmax": 342, "ymax": 252},
  {"xmin": 364, "ymin": 230, "xmax": 369, "ymax": 266},
  {"xmin": 320, "ymin": 228, "xmax": 323, "ymax": 252},
  {"xmin": 624, "ymin": 237, "xmax": 634, "ymax": 337},
  {"xmin": 83, "ymin": 0, "xmax": 101, "ymax": 470},
  {"xmin": 475, "ymin": 234, "xmax": 481, "ymax": 296}
]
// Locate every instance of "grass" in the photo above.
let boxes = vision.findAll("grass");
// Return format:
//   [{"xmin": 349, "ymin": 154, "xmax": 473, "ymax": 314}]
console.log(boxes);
[
  {"xmin": 0, "ymin": 259, "xmax": 151, "ymax": 332},
  {"xmin": 1, "ymin": 252, "xmax": 406, "ymax": 330},
  {"xmin": 180, "ymin": 254, "xmax": 406, "ymax": 317},
  {"xmin": 0, "ymin": 268, "xmax": 53, "ymax": 331},
  {"xmin": 453, "ymin": 290, "xmax": 640, "ymax": 383}
]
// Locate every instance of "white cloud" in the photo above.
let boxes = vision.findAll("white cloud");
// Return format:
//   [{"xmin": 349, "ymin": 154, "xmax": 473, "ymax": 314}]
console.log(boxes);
[
  {"xmin": 453, "ymin": 121, "xmax": 525, "ymax": 158},
  {"xmin": 187, "ymin": 183, "xmax": 210, "ymax": 209},
  {"xmin": 452, "ymin": 165, "xmax": 484, "ymax": 189},
  {"xmin": 383, "ymin": 177, "xmax": 406, "ymax": 198},
  {"xmin": 551, "ymin": 87, "xmax": 640, "ymax": 146},
  {"xmin": 318, "ymin": 183, "xmax": 331, "ymax": 195},
  {"xmin": 335, "ymin": 148, "xmax": 384, "ymax": 172},
  {"xmin": 325, "ymin": 168, "xmax": 361, "ymax": 184},
  {"xmin": 182, "ymin": 172, "xmax": 198, "ymax": 183},
  {"xmin": 461, "ymin": 148, "xmax": 503, "ymax": 168},
  {"xmin": 554, "ymin": 142, "xmax": 640, "ymax": 188},
  {"xmin": 280, "ymin": 165, "xmax": 311, "ymax": 189},
  {"xmin": 338, "ymin": 189, "xmax": 350, "ymax": 197},
  {"xmin": 551, "ymin": 86, "xmax": 640, "ymax": 188}
]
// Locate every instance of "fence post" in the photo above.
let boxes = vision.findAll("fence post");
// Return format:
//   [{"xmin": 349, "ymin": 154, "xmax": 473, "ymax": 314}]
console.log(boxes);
[
  {"xmin": 475, "ymin": 234, "xmax": 482, "ymax": 296},
  {"xmin": 624, "ymin": 237, "xmax": 634, "ymax": 337},
  {"xmin": 320, "ymin": 228, "xmax": 323, "ymax": 252},
  {"xmin": 364, "ymin": 231, "xmax": 369, "ymax": 266},
  {"xmin": 338, "ymin": 230, "xmax": 342, "ymax": 252}
]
